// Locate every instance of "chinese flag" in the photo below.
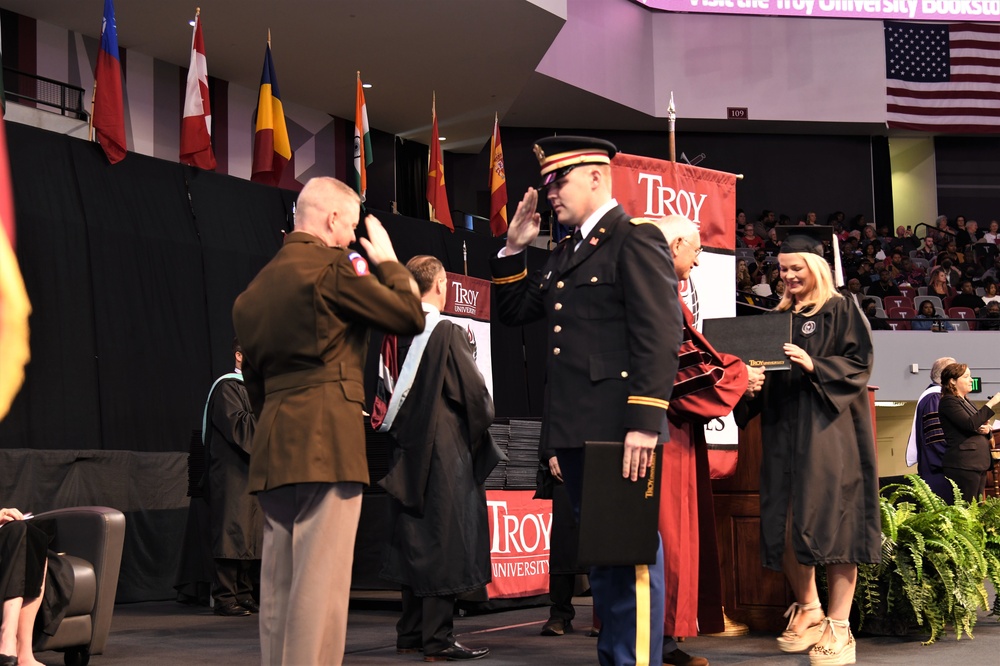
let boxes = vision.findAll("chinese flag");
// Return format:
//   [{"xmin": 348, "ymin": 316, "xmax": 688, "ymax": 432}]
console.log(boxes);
[{"xmin": 426, "ymin": 94, "xmax": 453, "ymax": 231}]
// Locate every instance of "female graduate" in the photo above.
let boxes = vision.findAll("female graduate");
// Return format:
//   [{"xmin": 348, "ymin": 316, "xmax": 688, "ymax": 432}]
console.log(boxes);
[{"xmin": 737, "ymin": 227, "xmax": 881, "ymax": 666}]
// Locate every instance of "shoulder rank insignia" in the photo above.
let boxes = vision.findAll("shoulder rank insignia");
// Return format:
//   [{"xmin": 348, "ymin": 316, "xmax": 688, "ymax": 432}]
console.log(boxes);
[{"xmin": 630, "ymin": 217, "xmax": 658, "ymax": 226}]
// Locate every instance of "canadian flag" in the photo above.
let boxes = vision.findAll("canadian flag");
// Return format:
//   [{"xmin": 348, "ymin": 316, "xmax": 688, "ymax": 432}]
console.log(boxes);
[{"xmin": 179, "ymin": 11, "xmax": 216, "ymax": 170}]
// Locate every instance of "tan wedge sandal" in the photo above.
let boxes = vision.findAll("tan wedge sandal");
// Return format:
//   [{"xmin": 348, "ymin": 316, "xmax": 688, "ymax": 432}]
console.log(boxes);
[
  {"xmin": 776, "ymin": 599, "xmax": 825, "ymax": 653},
  {"xmin": 808, "ymin": 617, "xmax": 856, "ymax": 665}
]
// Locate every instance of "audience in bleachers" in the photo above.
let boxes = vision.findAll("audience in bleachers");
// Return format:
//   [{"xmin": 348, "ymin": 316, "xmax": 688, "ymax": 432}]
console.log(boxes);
[{"xmin": 731, "ymin": 210, "xmax": 1000, "ymax": 330}]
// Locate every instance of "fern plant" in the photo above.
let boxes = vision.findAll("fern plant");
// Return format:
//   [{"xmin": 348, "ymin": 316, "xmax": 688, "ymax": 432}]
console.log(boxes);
[{"xmin": 854, "ymin": 474, "xmax": 995, "ymax": 644}]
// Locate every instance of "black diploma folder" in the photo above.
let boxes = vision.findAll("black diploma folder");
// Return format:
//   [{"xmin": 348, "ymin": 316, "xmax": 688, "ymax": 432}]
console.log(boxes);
[
  {"xmin": 701, "ymin": 311, "xmax": 793, "ymax": 372},
  {"xmin": 577, "ymin": 441, "xmax": 662, "ymax": 567}
]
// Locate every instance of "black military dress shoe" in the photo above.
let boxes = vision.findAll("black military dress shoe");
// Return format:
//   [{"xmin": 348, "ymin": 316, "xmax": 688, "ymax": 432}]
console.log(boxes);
[
  {"xmin": 239, "ymin": 598, "xmax": 260, "ymax": 613},
  {"xmin": 663, "ymin": 647, "xmax": 709, "ymax": 666},
  {"xmin": 540, "ymin": 617, "xmax": 573, "ymax": 636},
  {"xmin": 0, "ymin": 653, "xmax": 17, "ymax": 666},
  {"xmin": 423, "ymin": 641, "xmax": 489, "ymax": 662},
  {"xmin": 214, "ymin": 601, "xmax": 252, "ymax": 617}
]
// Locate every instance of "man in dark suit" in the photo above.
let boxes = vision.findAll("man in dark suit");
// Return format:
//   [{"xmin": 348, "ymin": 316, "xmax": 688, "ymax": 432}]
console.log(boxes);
[
  {"xmin": 232, "ymin": 177, "xmax": 424, "ymax": 666},
  {"xmin": 491, "ymin": 136, "xmax": 683, "ymax": 666}
]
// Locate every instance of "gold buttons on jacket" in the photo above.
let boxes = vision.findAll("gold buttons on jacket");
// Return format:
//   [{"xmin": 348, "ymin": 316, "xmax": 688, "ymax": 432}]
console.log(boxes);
[
  {"xmin": 554, "ymin": 325, "xmax": 562, "ymax": 333},
  {"xmin": 556, "ymin": 281, "xmax": 565, "ymax": 289},
  {"xmin": 590, "ymin": 276, "xmax": 598, "ymax": 283},
  {"xmin": 553, "ymin": 348, "xmax": 561, "ymax": 355},
  {"xmin": 621, "ymin": 371, "xmax": 629, "ymax": 378},
  {"xmin": 554, "ymin": 303, "xmax": 563, "ymax": 310}
]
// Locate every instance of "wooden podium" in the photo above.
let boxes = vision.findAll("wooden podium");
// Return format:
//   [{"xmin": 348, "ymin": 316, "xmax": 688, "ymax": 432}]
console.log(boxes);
[{"xmin": 711, "ymin": 387, "xmax": 878, "ymax": 632}]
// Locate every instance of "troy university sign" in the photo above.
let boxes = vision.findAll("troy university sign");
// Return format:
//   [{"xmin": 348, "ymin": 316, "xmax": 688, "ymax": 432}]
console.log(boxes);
[
  {"xmin": 485, "ymin": 490, "xmax": 553, "ymax": 599},
  {"xmin": 611, "ymin": 153, "xmax": 738, "ymax": 252}
]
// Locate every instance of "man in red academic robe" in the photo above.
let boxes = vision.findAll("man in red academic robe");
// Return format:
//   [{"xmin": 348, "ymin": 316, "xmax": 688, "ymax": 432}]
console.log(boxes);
[{"xmin": 655, "ymin": 216, "xmax": 765, "ymax": 666}]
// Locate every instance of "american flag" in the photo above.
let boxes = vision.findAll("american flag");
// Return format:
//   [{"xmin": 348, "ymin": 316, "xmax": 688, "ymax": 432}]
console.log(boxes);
[{"xmin": 885, "ymin": 21, "xmax": 1000, "ymax": 133}]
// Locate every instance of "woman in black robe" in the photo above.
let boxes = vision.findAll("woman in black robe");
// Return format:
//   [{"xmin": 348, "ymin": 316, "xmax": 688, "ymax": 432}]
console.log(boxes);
[
  {"xmin": 0, "ymin": 507, "xmax": 48, "ymax": 666},
  {"xmin": 737, "ymin": 229, "xmax": 881, "ymax": 666}
]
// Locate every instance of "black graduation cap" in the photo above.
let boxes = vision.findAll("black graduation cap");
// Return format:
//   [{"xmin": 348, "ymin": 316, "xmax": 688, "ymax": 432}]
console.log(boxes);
[
  {"xmin": 775, "ymin": 225, "xmax": 835, "ymax": 256},
  {"xmin": 533, "ymin": 136, "xmax": 618, "ymax": 188}
]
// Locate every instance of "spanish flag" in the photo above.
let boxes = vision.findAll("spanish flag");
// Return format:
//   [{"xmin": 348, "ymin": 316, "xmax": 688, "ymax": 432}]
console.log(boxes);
[
  {"xmin": 0, "ymin": 108, "xmax": 30, "ymax": 421},
  {"xmin": 251, "ymin": 37, "xmax": 291, "ymax": 186},
  {"xmin": 426, "ymin": 93, "xmax": 453, "ymax": 231},
  {"xmin": 488, "ymin": 114, "xmax": 508, "ymax": 237}
]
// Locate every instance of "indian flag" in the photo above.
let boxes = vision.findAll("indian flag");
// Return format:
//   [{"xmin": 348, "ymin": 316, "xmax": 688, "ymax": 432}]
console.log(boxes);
[{"xmin": 354, "ymin": 72, "xmax": 373, "ymax": 202}]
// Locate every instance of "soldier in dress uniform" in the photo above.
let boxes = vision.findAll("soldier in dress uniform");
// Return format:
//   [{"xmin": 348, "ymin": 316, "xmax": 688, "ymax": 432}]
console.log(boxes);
[{"xmin": 490, "ymin": 136, "xmax": 683, "ymax": 666}]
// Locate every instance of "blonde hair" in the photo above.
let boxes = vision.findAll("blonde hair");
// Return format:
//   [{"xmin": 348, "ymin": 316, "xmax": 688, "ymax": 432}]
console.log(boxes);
[{"xmin": 774, "ymin": 252, "xmax": 841, "ymax": 316}]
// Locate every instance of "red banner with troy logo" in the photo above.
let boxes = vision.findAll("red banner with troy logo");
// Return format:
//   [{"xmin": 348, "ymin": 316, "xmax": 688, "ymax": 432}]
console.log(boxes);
[
  {"xmin": 485, "ymin": 490, "xmax": 552, "ymax": 599},
  {"xmin": 611, "ymin": 153, "xmax": 737, "ymax": 252}
]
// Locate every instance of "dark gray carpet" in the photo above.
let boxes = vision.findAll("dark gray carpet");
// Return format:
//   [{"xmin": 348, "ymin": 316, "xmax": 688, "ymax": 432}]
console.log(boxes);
[{"xmin": 31, "ymin": 596, "xmax": 1000, "ymax": 665}]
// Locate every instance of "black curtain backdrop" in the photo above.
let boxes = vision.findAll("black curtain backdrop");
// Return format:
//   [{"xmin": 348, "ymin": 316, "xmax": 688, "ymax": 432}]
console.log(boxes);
[
  {"xmin": 394, "ymin": 136, "xmax": 430, "ymax": 220},
  {"xmin": 1, "ymin": 123, "xmax": 545, "ymax": 456}
]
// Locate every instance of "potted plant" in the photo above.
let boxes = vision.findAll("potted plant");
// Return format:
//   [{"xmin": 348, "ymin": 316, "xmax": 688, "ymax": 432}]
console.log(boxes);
[{"xmin": 851, "ymin": 475, "xmax": 1000, "ymax": 643}]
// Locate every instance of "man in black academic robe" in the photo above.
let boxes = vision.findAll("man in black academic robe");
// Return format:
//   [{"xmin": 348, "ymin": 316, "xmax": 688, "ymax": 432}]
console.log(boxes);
[
  {"xmin": 203, "ymin": 340, "xmax": 263, "ymax": 617},
  {"xmin": 379, "ymin": 256, "xmax": 504, "ymax": 662}
]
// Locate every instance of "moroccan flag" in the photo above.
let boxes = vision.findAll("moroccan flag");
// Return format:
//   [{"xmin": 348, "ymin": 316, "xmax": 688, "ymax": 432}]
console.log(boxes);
[
  {"xmin": 353, "ymin": 72, "xmax": 372, "ymax": 202},
  {"xmin": 426, "ymin": 95, "xmax": 453, "ymax": 231},
  {"xmin": 179, "ymin": 10, "xmax": 216, "ymax": 170},
  {"xmin": 93, "ymin": 0, "xmax": 126, "ymax": 164},
  {"xmin": 488, "ymin": 114, "xmax": 508, "ymax": 237},
  {"xmin": 0, "ymin": 111, "xmax": 31, "ymax": 420},
  {"xmin": 251, "ymin": 39, "xmax": 291, "ymax": 186}
]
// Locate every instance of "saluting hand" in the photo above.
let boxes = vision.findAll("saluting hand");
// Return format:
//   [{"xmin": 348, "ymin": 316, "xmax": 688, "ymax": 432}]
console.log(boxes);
[
  {"xmin": 783, "ymin": 343, "xmax": 814, "ymax": 373},
  {"xmin": 504, "ymin": 188, "xmax": 541, "ymax": 255},
  {"xmin": 359, "ymin": 215, "xmax": 398, "ymax": 266}
]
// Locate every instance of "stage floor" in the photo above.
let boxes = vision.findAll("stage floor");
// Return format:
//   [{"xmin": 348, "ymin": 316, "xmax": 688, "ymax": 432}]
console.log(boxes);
[{"xmin": 32, "ymin": 593, "xmax": 1000, "ymax": 665}]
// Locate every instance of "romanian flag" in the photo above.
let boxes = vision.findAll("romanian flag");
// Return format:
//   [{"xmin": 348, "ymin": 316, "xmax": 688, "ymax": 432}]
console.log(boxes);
[
  {"xmin": 353, "ymin": 72, "xmax": 372, "ymax": 202},
  {"xmin": 93, "ymin": 0, "xmax": 126, "ymax": 164},
  {"xmin": 426, "ymin": 94, "xmax": 453, "ymax": 231},
  {"xmin": 488, "ymin": 114, "xmax": 508, "ymax": 237},
  {"xmin": 0, "ymin": 109, "xmax": 30, "ymax": 420},
  {"xmin": 251, "ymin": 39, "xmax": 291, "ymax": 186},
  {"xmin": 179, "ymin": 9, "xmax": 216, "ymax": 170}
]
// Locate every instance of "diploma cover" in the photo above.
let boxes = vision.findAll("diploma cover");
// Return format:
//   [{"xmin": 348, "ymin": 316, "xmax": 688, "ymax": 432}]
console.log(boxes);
[
  {"xmin": 702, "ymin": 312, "xmax": 793, "ymax": 372},
  {"xmin": 578, "ymin": 441, "xmax": 662, "ymax": 567}
]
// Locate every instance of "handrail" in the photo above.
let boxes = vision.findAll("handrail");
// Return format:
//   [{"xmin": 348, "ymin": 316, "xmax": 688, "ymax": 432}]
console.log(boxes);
[{"xmin": 2, "ymin": 67, "xmax": 87, "ymax": 121}]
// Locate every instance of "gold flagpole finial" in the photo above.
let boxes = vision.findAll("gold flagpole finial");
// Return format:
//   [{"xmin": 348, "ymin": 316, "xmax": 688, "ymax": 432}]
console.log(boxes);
[
  {"xmin": 195, "ymin": 7, "xmax": 201, "ymax": 17},
  {"xmin": 267, "ymin": 29, "xmax": 271, "ymax": 47}
]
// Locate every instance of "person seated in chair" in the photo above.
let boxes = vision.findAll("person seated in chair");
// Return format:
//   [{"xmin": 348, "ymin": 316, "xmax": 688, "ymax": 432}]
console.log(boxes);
[
  {"xmin": 978, "ymin": 301, "xmax": 1000, "ymax": 331},
  {"xmin": 866, "ymin": 270, "xmax": 902, "ymax": 300},
  {"xmin": 951, "ymin": 279, "xmax": 985, "ymax": 311},
  {"xmin": 912, "ymin": 300, "xmax": 952, "ymax": 331},
  {"xmin": 862, "ymin": 298, "xmax": 890, "ymax": 331},
  {"xmin": 0, "ymin": 508, "xmax": 48, "ymax": 666}
]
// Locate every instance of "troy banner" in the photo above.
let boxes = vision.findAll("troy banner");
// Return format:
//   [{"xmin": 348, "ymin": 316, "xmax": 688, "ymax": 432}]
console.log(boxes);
[
  {"xmin": 611, "ymin": 153, "xmax": 737, "ymax": 252},
  {"xmin": 485, "ymin": 490, "xmax": 552, "ymax": 599},
  {"xmin": 611, "ymin": 154, "xmax": 741, "ymax": 477},
  {"xmin": 443, "ymin": 271, "xmax": 493, "ymax": 397}
]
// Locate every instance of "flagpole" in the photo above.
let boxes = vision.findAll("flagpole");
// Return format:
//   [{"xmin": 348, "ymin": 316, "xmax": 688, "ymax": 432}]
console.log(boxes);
[
  {"xmin": 88, "ymin": 79, "xmax": 97, "ymax": 141},
  {"xmin": 463, "ymin": 241, "xmax": 468, "ymax": 276},
  {"xmin": 667, "ymin": 91, "xmax": 676, "ymax": 163}
]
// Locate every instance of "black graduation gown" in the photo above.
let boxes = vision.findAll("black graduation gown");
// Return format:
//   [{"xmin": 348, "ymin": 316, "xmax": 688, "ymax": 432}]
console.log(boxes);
[
  {"xmin": 379, "ymin": 320, "xmax": 504, "ymax": 597},
  {"xmin": 205, "ymin": 378, "xmax": 263, "ymax": 560},
  {"xmin": 737, "ymin": 297, "xmax": 881, "ymax": 570}
]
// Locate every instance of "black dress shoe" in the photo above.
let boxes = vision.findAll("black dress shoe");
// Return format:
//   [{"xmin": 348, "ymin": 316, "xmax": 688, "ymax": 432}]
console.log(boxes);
[
  {"xmin": 0, "ymin": 653, "xmax": 17, "ymax": 666},
  {"xmin": 423, "ymin": 641, "xmax": 489, "ymax": 662},
  {"xmin": 540, "ymin": 617, "xmax": 573, "ymax": 636},
  {"xmin": 214, "ymin": 601, "xmax": 252, "ymax": 616},
  {"xmin": 663, "ymin": 648, "xmax": 709, "ymax": 666},
  {"xmin": 239, "ymin": 598, "xmax": 260, "ymax": 613}
]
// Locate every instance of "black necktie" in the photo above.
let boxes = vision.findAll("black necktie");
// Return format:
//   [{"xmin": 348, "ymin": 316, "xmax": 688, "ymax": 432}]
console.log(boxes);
[{"xmin": 557, "ymin": 229, "xmax": 583, "ymax": 274}]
